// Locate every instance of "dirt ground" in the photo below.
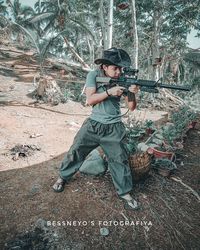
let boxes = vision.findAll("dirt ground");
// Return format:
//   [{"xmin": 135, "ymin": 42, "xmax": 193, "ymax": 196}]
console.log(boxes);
[
  {"xmin": 0, "ymin": 74, "xmax": 200, "ymax": 249},
  {"xmin": 0, "ymin": 74, "xmax": 168, "ymax": 171},
  {"xmin": 0, "ymin": 74, "xmax": 91, "ymax": 171}
]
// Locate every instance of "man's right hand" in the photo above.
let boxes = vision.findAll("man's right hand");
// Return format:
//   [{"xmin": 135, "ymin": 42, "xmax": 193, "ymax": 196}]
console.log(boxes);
[{"xmin": 107, "ymin": 86, "xmax": 125, "ymax": 96}]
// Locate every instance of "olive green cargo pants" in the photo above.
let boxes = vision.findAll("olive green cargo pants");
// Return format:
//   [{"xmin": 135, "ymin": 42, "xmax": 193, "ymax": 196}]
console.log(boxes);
[{"xmin": 60, "ymin": 118, "xmax": 133, "ymax": 196}]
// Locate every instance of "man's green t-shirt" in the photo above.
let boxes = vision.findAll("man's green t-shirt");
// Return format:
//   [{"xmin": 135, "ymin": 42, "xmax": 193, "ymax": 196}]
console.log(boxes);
[{"xmin": 85, "ymin": 69, "xmax": 123, "ymax": 124}]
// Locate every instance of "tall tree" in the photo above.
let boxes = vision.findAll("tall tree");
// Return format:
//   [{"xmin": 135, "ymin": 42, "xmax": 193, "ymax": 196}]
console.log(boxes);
[
  {"xmin": 107, "ymin": 0, "xmax": 114, "ymax": 49},
  {"xmin": 99, "ymin": 0, "xmax": 114, "ymax": 50},
  {"xmin": 129, "ymin": 0, "xmax": 138, "ymax": 69}
]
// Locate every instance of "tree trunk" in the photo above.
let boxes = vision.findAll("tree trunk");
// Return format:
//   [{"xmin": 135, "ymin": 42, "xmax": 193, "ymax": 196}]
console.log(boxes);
[
  {"xmin": 99, "ymin": 0, "xmax": 107, "ymax": 50},
  {"xmin": 129, "ymin": 0, "xmax": 138, "ymax": 69},
  {"xmin": 107, "ymin": 0, "xmax": 113, "ymax": 49},
  {"xmin": 36, "ymin": 76, "xmax": 64, "ymax": 105},
  {"xmin": 151, "ymin": 0, "xmax": 168, "ymax": 81},
  {"xmin": 38, "ymin": 0, "xmax": 41, "ymax": 13},
  {"xmin": 87, "ymin": 37, "xmax": 94, "ymax": 65},
  {"xmin": 99, "ymin": 0, "xmax": 113, "ymax": 50},
  {"xmin": 152, "ymin": 9, "xmax": 161, "ymax": 81}
]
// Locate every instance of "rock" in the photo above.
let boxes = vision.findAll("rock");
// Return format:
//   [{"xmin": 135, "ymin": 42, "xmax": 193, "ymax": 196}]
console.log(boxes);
[
  {"xmin": 35, "ymin": 218, "xmax": 47, "ymax": 230},
  {"xmin": 79, "ymin": 148, "xmax": 107, "ymax": 176},
  {"xmin": 137, "ymin": 142, "xmax": 149, "ymax": 152},
  {"xmin": 100, "ymin": 227, "xmax": 109, "ymax": 236},
  {"xmin": 30, "ymin": 184, "xmax": 41, "ymax": 195}
]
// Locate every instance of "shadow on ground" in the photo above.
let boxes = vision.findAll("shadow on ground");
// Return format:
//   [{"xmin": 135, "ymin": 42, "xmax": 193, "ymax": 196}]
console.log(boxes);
[{"xmin": 0, "ymin": 125, "xmax": 200, "ymax": 250}]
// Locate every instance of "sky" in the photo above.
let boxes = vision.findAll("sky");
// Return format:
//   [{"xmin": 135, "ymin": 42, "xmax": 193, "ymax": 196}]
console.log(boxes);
[
  {"xmin": 4, "ymin": 0, "xmax": 200, "ymax": 49},
  {"xmin": 187, "ymin": 29, "xmax": 200, "ymax": 49},
  {"xmin": 19, "ymin": 0, "xmax": 35, "ymax": 7}
]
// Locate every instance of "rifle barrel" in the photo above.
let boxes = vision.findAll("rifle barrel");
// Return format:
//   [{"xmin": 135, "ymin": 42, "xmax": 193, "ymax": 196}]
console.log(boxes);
[{"xmin": 160, "ymin": 83, "xmax": 191, "ymax": 91}]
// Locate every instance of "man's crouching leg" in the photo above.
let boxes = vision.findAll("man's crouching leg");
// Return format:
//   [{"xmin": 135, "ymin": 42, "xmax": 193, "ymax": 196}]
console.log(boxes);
[
  {"xmin": 53, "ymin": 118, "xmax": 99, "ymax": 193},
  {"xmin": 106, "ymin": 157, "xmax": 140, "ymax": 211}
]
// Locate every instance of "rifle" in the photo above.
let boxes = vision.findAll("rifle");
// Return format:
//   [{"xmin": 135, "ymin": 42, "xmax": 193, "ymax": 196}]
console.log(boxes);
[{"xmin": 96, "ymin": 68, "xmax": 191, "ymax": 95}]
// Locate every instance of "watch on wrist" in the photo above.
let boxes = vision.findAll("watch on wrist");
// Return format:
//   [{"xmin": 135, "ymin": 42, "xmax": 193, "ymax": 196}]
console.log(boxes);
[{"xmin": 106, "ymin": 88, "xmax": 111, "ymax": 96}]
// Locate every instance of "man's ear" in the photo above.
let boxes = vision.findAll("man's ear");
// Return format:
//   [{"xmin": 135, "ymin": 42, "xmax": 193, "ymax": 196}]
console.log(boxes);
[{"xmin": 102, "ymin": 64, "xmax": 108, "ymax": 71}]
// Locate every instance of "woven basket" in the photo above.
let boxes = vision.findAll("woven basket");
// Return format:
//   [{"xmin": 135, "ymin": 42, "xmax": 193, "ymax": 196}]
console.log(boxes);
[{"xmin": 129, "ymin": 152, "xmax": 152, "ymax": 181}]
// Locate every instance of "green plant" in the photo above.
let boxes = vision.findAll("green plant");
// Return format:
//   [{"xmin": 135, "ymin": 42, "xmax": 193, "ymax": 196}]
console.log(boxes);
[
  {"xmin": 137, "ymin": 123, "xmax": 182, "ymax": 152},
  {"xmin": 125, "ymin": 106, "xmax": 197, "ymax": 155},
  {"xmin": 152, "ymin": 158, "xmax": 177, "ymax": 177},
  {"xmin": 160, "ymin": 124, "xmax": 180, "ymax": 150},
  {"xmin": 171, "ymin": 106, "xmax": 198, "ymax": 135},
  {"xmin": 144, "ymin": 120, "xmax": 154, "ymax": 129},
  {"xmin": 172, "ymin": 106, "xmax": 198, "ymax": 124},
  {"xmin": 125, "ymin": 118, "xmax": 146, "ymax": 154},
  {"xmin": 144, "ymin": 119, "xmax": 156, "ymax": 135}
]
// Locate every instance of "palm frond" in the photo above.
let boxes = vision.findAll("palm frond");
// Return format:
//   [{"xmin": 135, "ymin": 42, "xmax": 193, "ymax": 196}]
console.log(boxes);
[
  {"xmin": 12, "ymin": 21, "xmax": 40, "ymax": 53},
  {"xmin": 184, "ymin": 50, "xmax": 200, "ymax": 67},
  {"xmin": 21, "ymin": 6, "xmax": 34, "ymax": 16},
  {"xmin": 28, "ymin": 12, "xmax": 55, "ymax": 23},
  {"xmin": 71, "ymin": 11, "xmax": 99, "ymax": 19},
  {"xmin": 68, "ymin": 17, "xmax": 97, "ymax": 43}
]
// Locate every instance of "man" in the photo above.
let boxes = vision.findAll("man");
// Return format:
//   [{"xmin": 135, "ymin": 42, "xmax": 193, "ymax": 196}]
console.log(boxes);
[{"xmin": 53, "ymin": 47, "xmax": 140, "ymax": 210}]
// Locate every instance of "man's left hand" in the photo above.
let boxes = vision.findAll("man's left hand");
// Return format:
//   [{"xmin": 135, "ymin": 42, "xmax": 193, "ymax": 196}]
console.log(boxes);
[{"xmin": 128, "ymin": 85, "xmax": 140, "ymax": 94}]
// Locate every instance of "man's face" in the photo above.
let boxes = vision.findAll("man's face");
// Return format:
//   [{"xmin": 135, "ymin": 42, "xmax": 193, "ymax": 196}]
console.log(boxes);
[{"xmin": 103, "ymin": 65, "xmax": 122, "ymax": 78}]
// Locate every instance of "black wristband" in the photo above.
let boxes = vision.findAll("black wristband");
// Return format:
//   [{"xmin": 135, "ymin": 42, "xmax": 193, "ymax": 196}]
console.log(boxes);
[
  {"xmin": 127, "ymin": 91, "xmax": 136, "ymax": 101},
  {"xmin": 105, "ymin": 89, "xmax": 111, "ymax": 96}
]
